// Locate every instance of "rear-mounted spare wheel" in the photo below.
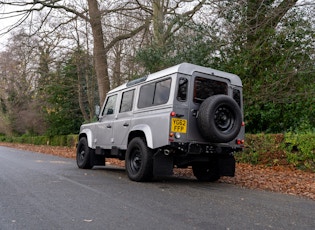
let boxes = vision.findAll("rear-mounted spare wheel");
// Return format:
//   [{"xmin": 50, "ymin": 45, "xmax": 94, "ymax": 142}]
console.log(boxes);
[{"xmin": 197, "ymin": 95, "xmax": 242, "ymax": 143}]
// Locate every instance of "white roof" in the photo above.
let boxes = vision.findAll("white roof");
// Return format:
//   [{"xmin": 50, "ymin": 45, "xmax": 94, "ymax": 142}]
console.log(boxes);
[{"xmin": 109, "ymin": 63, "xmax": 242, "ymax": 94}]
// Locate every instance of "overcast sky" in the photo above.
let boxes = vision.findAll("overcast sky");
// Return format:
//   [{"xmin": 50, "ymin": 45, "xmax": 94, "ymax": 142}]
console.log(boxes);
[{"xmin": 0, "ymin": 0, "xmax": 314, "ymax": 50}]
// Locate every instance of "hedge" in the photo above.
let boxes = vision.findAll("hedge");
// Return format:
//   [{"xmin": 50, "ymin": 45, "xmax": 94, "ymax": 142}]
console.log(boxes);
[
  {"xmin": 0, "ymin": 133, "xmax": 314, "ymax": 172},
  {"xmin": 0, "ymin": 135, "xmax": 77, "ymax": 147},
  {"xmin": 237, "ymin": 133, "xmax": 315, "ymax": 172}
]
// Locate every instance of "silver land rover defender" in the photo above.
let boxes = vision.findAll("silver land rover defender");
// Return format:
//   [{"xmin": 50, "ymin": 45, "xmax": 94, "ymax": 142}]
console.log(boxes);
[{"xmin": 77, "ymin": 63, "xmax": 245, "ymax": 182}]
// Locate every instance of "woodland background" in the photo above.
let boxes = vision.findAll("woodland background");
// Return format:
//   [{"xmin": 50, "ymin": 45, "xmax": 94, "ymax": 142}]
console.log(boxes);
[{"xmin": 0, "ymin": 0, "xmax": 314, "ymax": 136}]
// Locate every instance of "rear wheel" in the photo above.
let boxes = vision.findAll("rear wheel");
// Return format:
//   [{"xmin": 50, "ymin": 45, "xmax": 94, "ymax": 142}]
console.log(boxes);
[
  {"xmin": 125, "ymin": 137, "xmax": 153, "ymax": 182},
  {"xmin": 76, "ymin": 137, "xmax": 93, "ymax": 169},
  {"xmin": 192, "ymin": 159, "xmax": 220, "ymax": 182}
]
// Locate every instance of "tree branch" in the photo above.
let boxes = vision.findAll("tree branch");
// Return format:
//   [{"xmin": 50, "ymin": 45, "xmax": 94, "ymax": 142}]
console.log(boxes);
[{"xmin": 104, "ymin": 18, "xmax": 151, "ymax": 53}]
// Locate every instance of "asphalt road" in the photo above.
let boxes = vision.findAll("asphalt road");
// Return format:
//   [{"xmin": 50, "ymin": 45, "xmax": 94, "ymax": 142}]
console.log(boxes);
[{"xmin": 0, "ymin": 146, "xmax": 314, "ymax": 230}]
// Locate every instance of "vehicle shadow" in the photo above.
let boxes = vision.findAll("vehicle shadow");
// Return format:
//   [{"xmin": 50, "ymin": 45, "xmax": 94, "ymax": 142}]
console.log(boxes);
[{"xmin": 92, "ymin": 165, "xmax": 227, "ymax": 187}]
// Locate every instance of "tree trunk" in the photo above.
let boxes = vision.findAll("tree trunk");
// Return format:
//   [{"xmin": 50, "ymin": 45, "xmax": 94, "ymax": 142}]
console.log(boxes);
[
  {"xmin": 87, "ymin": 0, "xmax": 110, "ymax": 104},
  {"xmin": 76, "ymin": 56, "xmax": 89, "ymax": 121},
  {"xmin": 112, "ymin": 44, "xmax": 122, "ymax": 88},
  {"xmin": 152, "ymin": 0, "xmax": 165, "ymax": 47}
]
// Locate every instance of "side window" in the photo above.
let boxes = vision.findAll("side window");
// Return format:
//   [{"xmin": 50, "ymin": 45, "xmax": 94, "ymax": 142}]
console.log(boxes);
[
  {"xmin": 177, "ymin": 77, "xmax": 188, "ymax": 101},
  {"xmin": 138, "ymin": 78, "xmax": 171, "ymax": 108},
  {"xmin": 120, "ymin": 90, "xmax": 134, "ymax": 113},
  {"xmin": 233, "ymin": 88, "xmax": 241, "ymax": 107},
  {"xmin": 138, "ymin": 83, "xmax": 155, "ymax": 108},
  {"xmin": 154, "ymin": 78, "xmax": 171, "ymax": 105},
  {"xmin": 102, "ymin": 95, "xmax": 117, "ymax": 116}
]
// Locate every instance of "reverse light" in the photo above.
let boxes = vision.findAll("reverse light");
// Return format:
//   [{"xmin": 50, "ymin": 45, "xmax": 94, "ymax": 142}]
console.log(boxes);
[{"xmin": 175, "ymin": 133, "xmax": 181, "ymax": 139}]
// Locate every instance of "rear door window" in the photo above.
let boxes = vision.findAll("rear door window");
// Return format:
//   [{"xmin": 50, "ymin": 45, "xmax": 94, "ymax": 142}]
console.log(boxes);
[{"xmin": 193, "ymin": 77, "xmax": 227, "ymax": 103}]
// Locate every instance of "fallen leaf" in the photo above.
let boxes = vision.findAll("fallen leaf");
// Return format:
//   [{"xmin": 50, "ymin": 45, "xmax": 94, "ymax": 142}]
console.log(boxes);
[{"xmin": 83, "ymin": 219, "xmax": 93, "ymax": 222}]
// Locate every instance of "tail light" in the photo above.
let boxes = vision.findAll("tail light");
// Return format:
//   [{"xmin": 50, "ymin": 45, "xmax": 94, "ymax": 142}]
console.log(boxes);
[{"xmin": 236, "ymin": 139, "xmax": 245, "ymax": 145}]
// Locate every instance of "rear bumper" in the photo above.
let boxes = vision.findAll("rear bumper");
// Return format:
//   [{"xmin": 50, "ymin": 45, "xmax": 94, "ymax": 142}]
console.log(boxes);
[{"xmin": 169, "ymin": 142, "xmax": 243, "ymax": 155}]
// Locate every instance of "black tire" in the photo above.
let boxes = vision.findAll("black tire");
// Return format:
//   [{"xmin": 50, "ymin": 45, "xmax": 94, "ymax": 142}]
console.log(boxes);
[
  {"xmin": 76, "ymin": 137, "xmax": 93, "ymax": 169},
  {"xmin": 197, "ymin": 95, "xmax": 242, "ymax": 143},
  {"xmin": 192, "ymin": 160, "xmax": 220, "ymax": 182},
  {"xmin": 125, "ymin": 137, "xmax": 153, "ymax": 182}
]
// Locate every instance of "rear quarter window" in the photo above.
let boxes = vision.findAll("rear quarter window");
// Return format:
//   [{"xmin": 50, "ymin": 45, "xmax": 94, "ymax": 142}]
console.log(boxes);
[
  {"xmin": 233, "ymin": 88, "xmax": 241, "ymax": 107},
  {"xmin": 177, "ymin": 77, "xmax": 188, "ymax": 101},
  {"xmin": 138, "ymin": 78, "xmax": 171, "ymax": 108}
]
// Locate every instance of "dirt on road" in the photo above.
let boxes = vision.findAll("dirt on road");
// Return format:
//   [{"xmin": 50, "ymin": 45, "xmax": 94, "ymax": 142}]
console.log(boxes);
[{"xmin": 1, "ymin": 142, "xmax": 314, "ymax": 201}]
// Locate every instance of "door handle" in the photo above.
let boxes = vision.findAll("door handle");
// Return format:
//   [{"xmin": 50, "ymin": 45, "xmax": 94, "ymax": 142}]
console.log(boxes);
[
  {"xmin": 123, "ymin": 123, "xmax": 129, "ymax": 127},
  {"xmin": 107, "ymin": 125, "xmax": 112, "ymax": 128},
  {"xmin": 191, "ymin": 109, "xmax": 198, "ymax": 117}
]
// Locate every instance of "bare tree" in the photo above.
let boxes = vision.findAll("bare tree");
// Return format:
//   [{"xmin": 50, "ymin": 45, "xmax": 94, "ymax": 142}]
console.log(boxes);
[
  {"xmin": 0, "ymin": 0, "xmax": 150, "ymax": 103},
  {"xmin": 133, "ymin": 0, "xmax": 206, "ymax": 47},
  {"xmin": 0, "ymin": 31, "xmax": 46, "ymax": 134}
]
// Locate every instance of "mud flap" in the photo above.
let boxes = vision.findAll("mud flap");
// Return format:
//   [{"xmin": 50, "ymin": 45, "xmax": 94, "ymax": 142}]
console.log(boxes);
[
  {"xmin": 153, "ymin": 151, "xmax": 174, "ymax": 176},
  {"xmin": 91, "ymin": 148, "xmax": 105, "ymax": 166},
  {"xmin": 218, "ymin": 155, "xmax": 235, "ymax": 177}
]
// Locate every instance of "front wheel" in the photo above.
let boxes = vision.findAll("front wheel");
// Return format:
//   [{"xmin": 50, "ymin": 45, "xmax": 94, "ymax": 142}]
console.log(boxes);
[
  {"xmin": 125, "ymin": 137, "xmax": 153, "ymax": 182},
  {"xmin": 76, "ymin": 137, "xmax": 93, "ymax": 169}
]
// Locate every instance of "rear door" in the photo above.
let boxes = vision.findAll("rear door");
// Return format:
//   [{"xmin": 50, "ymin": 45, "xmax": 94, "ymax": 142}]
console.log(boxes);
[{"xmin": 187, "ymin": 73, "xmax": 229, "ymax": 142}]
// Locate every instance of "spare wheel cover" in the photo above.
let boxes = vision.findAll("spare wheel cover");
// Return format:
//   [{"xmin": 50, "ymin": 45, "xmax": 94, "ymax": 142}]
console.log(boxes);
[{"xmin": 197, "ymin": 95, "xmax": 242, "ymax": 143}]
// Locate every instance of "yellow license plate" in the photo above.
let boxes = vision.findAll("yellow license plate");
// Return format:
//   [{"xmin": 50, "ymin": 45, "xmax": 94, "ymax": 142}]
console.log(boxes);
[{"xmin": 171, "ymin": 118, "xmax": 187, "ymax": 133}]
